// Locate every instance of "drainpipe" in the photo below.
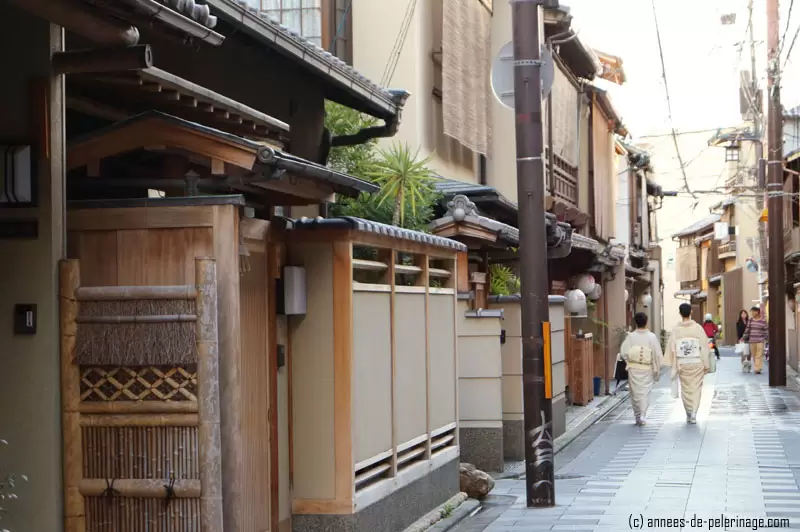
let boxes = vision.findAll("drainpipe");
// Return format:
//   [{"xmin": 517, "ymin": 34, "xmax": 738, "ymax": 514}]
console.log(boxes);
[
  {"xmin": 330, "ymin": 90, "xmax": 410, "ymax": 147},
  {"xmin": 8, "ymin": 0, "xmax": 140, "ymax": 46}
]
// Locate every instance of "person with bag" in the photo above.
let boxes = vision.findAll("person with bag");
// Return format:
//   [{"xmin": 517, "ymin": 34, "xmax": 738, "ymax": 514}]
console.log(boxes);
[
  {"xmin": 665, "ymin": 303, "xmax": 711, "ymax": 424},
  {"xmin": 742, "ymin": 305, "xmax": 768, "ymax": 374},
  {"xmin": 619, "ymin": 312, "xmax": 663, "ymax": 426},
  {"xmin": 702, "ymin": 313, "xmax": 721, "ymax": 360},
  {"xmin": 735, "ymin": 309, "xmax": 752, "ymax": 371}
]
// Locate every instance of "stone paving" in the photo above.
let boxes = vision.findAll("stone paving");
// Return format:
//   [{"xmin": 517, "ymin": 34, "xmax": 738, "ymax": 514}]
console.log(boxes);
[{"xmin": 459, "ymin": 348, "xmax": 800, "ymax": 531}]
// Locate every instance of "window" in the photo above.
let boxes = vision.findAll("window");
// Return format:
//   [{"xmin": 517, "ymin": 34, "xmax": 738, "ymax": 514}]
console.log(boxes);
[
  {"xmin": 262, "ymin": 0, "xmax": 353, "ymax": 63},
  {"xmin": 725, "ymin": 145, "xmax": 740, "ymax": 162}
]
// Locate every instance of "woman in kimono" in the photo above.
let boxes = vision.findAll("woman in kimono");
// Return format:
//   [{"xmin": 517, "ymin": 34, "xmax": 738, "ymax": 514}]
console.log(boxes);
[
  {"xmin": 619, "ymin": 312, "xmax": 663, "ymax": 426},
  {"xmin": 666, "ymin": 303, "xmax": 711, "ymax": 424}
]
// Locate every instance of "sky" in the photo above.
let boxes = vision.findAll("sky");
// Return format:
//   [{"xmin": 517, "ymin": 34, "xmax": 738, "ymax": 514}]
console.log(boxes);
[{"xmin": 565, "ymin": 0, "xmax": 800, "ymax": 137}]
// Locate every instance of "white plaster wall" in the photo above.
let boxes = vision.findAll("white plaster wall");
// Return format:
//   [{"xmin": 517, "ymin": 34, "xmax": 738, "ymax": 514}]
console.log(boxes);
[{"xmin": 0, "ymin": 5, "xmax": 64, "ymax": 530}]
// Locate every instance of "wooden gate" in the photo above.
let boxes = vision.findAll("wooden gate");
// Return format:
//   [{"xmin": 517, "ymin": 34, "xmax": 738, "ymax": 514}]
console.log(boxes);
[{"xmin": 60, "ymin": 258, "xmax": 223, "ymax": 532}]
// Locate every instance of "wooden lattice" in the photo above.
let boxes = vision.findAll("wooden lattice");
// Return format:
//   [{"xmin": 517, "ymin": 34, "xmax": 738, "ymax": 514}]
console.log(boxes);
[
  {"xmin": 85, "ymin": 496, "xmax": 200, "ymax": 532},
  {"xmin": 80, "ymin": 365, "xmax": 198, "ymax": 402},
  {"xmin": 82, "ymin": 426, "xmax": 199, "ymax": 479}
]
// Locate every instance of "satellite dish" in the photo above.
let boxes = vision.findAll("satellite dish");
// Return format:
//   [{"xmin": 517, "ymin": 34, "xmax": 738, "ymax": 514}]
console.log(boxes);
[{"xmin": 491, "ymin": 41, "xmax": 554, "ymax": 109}]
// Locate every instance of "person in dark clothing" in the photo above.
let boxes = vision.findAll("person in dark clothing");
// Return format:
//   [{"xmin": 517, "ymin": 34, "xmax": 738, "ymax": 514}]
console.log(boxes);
[
  {"xmin": 736, "ymin": 309, "xmax": 749, "ymax": 342},
  {"xmin": 702, "ymin": 313, "xmax": 721, "ymax": 360}
]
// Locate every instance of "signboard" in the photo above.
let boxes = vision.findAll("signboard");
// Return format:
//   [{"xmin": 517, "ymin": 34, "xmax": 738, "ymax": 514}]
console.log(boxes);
[{"xmin": 491, "ymin": 41, "xmax": 554, "ymax": 109}]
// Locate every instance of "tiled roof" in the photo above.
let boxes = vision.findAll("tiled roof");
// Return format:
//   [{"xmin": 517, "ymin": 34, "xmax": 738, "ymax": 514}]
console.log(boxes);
[
  {"xmin": 206, "ymin": 0, "xmax": 403, "ymax": 119},
  {"xmin": 291, "ymin": 216, "xmax": 468, "ymax": 252},
  {"xmin": 432, "ymin": 176, "xmax": 496, "ymax": 197},
  {"xmin": 672, "ymin": 214, "xmax": 721, "ymax": 239}
]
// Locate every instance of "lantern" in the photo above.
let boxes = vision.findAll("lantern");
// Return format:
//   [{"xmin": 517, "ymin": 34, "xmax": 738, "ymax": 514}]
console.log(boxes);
[
  {"xmin": 577, "ymin": 274, "xmax": 596, "ymax": 295},
  {"xmin": 589, "ymin": 284, "xmax": 602, "ymax": 301},
  {"xmin": 565, "ymin": 289, "xmax": 588, "ymax": 317},
  {"xmin": 639, "ymin": 293, "xmax": 653, "ymax": 308},
  {"xmin": 624, "ymin": 289, "xmax": 630, "ymax": 301}
]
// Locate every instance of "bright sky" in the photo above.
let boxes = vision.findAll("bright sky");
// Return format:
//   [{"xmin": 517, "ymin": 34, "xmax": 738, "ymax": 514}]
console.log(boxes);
[{"xmin": 565, "ymin": 0, "xmax": 800, "ymax": 137}]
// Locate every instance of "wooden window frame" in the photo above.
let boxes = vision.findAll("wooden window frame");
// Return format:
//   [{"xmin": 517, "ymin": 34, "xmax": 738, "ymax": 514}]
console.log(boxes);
[
  {"xmin": 725, "ymin": 145, "xmax": 740, "ymax": 162},
  {"xmin": 262, "ymin": 0, "xmax": 352, "ymax": 63}
]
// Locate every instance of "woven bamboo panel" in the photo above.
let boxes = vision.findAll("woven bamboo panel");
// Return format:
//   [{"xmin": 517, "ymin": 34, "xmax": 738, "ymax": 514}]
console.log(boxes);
[
  {"xmin": 85, "ymin": 496, "xmax": 200, "ymax": 532},
  {"xmin": 83, "ymin": 426, "xmax": 199, "ymax": 480},
  {"xmin": 77, "ymin": 299, "xmax": 198, "ymax": 366},
  {"xmin": 80, "ymin": 366, "xmax": 198, "ymax": 402}
]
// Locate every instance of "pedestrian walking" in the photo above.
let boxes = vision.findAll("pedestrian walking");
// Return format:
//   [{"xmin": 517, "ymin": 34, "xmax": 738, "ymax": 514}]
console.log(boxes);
[
  {"xmin": 619, "ymin": 312, "xmax": 663, "ymax": 426},
  {"xmin": 735, "ymin": 309, "xmax": 752, "ymax": 372},
  {"xmin": 741, "ymin": 305, "xmax": 768, "ymax": 374},
  {"xmin": 665, "ymin": 303, "xmax": 711, "ymax": 424},
  {"xmin": 702, "ymin": 313, "xmax": 721, "ymax": 360},
  {"xmin": 736, "ymin": 309, "xmax": 749, "ymax": 342}
]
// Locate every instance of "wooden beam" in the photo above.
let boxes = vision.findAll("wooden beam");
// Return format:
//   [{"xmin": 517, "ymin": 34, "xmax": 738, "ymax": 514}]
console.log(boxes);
[
  {"xmin": 66, "ymin": 95, "xmax": 130, "ymax": 121},
  {"xmin": 53, "ymin": 44, "xmax": 152, "ymax": 75}
]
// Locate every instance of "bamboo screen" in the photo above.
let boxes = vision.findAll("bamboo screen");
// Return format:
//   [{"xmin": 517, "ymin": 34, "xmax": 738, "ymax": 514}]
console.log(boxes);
[{"xmin": 61, "ymin": 259, "xmax": 223, "ymax": 532}]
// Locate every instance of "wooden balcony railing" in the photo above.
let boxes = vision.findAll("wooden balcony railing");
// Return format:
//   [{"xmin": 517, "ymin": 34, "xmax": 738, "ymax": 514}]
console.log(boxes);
[
  {"xmin": 545, "ymin": 149, "xmax": 578, "ymax": 208},
  {"xmin": 718, "ymin": 240, "xmax": 737, "ymax": 257}
]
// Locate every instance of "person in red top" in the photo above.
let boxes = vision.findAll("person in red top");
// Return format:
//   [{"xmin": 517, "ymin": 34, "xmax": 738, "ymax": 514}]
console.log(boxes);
[{"xmin": 702, "ymin": 313, "xmax": 721, "ymax": 360}]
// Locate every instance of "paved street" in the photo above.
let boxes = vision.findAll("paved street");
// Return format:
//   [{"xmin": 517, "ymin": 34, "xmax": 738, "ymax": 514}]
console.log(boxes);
[{"xmin": 458, "ymin": 348, "xmax": 800, "ymax": 531}]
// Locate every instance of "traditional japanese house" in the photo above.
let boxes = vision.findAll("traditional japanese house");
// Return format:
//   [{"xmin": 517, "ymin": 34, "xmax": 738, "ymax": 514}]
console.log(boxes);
[{"xmin": 0, "ymin": 1, "xmax": 473, "ymax": 531}]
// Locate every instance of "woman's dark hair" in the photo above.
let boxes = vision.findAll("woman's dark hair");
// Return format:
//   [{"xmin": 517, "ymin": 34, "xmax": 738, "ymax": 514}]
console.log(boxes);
[
  {"xmin": 679, "ymin": 303, "xmax": 692, "ymax": 318},
  {"xmin": 738, "ymin": 310, "xmax": 749, "ymax": 321},
  {"xmin": 634, "ymin": 312, "xmax": 648, "ymax": 328}
]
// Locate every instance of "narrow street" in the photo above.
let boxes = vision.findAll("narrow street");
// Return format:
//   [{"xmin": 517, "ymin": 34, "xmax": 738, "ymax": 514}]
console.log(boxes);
[{"xmin": 457, "ymin": 348, "xmax": 800, "ymax": 531}]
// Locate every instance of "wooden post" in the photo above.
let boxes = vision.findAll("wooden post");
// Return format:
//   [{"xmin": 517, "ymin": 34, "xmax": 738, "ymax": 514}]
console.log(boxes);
[
  {"xmin": 52, "ymin": 45, "xmax": 153, "ymax": 74},
  {"xmin": 195, "ymin": 258, "xmax": 224, "ymax": 532},
  {"xmin": 60, "ymin": 259, "xmax": 84, "ymax": 532}
]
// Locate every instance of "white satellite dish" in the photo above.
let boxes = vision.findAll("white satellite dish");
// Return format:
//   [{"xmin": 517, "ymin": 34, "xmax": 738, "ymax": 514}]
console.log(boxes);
[{"xmin": 491, "ymin": 41, "xmax": 554, "ymax": 109}]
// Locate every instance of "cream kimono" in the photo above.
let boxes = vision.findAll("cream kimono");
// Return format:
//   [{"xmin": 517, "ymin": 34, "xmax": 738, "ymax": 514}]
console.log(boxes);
[
  {"xmin": 620, "ymin": 330, "xmax": 664, "ymax": 422},
  {"xmin": 666, "ymin": 320, "xmax": 711, "ymax": 417}
]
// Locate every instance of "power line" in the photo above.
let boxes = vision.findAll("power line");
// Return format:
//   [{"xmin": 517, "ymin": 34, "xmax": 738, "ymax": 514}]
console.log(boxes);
[
  {"xmin": 650, "ymin": 0, "xmax": 697, "ymax": 201},
  {"xmin": 782, "ymin": 0, "xmax": 796, "ymax": 56},
  {"xmin": 379, "ymin": 0, "xmax": 417, "ymax": 87}
]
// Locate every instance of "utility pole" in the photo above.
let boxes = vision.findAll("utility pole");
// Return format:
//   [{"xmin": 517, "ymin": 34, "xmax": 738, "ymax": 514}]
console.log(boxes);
[
  {"xmin": 511, "ymin": 0, "xmax": 555, "ymax": 507},
  {"xmin": 749, "ymin": 0, "xmax": 768, "ymax": 310},
  {"xmin": 767, "ymin": 0, "xmax": 787, "ymax": 386}
]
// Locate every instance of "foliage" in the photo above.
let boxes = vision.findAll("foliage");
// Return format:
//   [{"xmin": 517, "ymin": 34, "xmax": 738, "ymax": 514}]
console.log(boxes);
[
  {"xmin": 365, "ymin": 143, "xmax": 437, "ymax": 227},
  {"xmin": 440, "ymin": 503, "xmax": 455, "ymax": 519},
  {"xmin": 324, "ymin": 102, "xmax": 440, "ymax": 230},
  {"xmin": 489, "ymin": 264, "xmax": 521, "ymax": 296},
  {"xmin": 324, "ymin": 101, "xmax": 378, "ymax": 177},
  {"xmin": 0, "ymin": 439, "xmax": 26, "ymax": 530}
]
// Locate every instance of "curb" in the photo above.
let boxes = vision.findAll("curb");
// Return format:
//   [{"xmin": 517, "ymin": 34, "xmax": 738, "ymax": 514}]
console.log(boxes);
[
  {"xmin": 402, "ymin": 492, "xmax": 470, "ymax": 532},
  {"xmin": 427, "ymin": 499, "xmax": 481, "ymax": 532},
  {"xmin": 493, "ymin": 389, "xmax": 630, "ymax": 481},
  {"xmin": 553, "ymin": 389, "xmax": 630, "ymax": 456}
]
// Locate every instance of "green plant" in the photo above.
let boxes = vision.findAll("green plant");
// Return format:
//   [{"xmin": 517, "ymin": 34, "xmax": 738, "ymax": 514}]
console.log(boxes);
[
  {"xmin": 324, "ymin": 102, "xmax": 440, "ymax": 230},
  {"xmin": 440, "ymin": 503, "xmax": 455, "ymax": 519},
  {"xmin": 366, "ymin": 143, "xmax": 437, "ymax": 227},
  {"xmin": 0, "ymin": 439, "xmax": 26, "ymax": 528},
  {"xmin": 489, "ymin": 264, "xmax": 520, "ymax": 296},
  {"xmin": 324, "ymin": 101, "xmax": 378, "ymax": 177}
]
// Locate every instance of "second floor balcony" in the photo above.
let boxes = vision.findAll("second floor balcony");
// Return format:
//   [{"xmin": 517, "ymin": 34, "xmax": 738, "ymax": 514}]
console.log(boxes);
[{"xmin": 718, "ymin": 239, "xmax": 737, "ymax": 259}]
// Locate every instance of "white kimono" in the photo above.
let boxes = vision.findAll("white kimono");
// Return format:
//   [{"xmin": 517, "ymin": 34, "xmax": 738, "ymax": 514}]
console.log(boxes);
[
  {"xmin": 620, "ymin": 329, "xmax": 663, "ymax": 420},
  {"xmin": 665, "ymin": 320, "xmax": 711, "ymax": 415}
]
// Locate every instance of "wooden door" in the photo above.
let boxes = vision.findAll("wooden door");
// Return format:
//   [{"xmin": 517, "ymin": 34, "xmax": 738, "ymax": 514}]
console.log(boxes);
[{"xmin": 239, "ymin": 250, "xmax": 273, "ymax": 531}]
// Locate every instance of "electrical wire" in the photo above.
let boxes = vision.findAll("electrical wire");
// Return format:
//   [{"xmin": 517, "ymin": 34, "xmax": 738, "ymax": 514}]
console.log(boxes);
[
  {"xmin": 379, "ymin": 0, "xmax": 417, "ymax": 87},
  {"xmin": 651, "ymin": 0, "xmax": 697, "ymax": 201},
  {"xmin": 783, "ymin": 0, "xmax": 796, "ymax": 57}
]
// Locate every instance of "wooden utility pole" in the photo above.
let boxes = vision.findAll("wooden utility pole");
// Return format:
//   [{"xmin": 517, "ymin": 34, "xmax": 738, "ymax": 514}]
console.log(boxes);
[
  {"xmin": 511, "ymin": 0, "xmax": 555, "ymax": 506},
  {"xmin": 767, "ymin": 0, "xmax": 787, "ymax": 386}
]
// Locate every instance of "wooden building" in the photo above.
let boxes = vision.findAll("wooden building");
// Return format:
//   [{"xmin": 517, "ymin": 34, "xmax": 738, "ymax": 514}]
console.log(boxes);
[{"xmin": 0, "ymin": 1, "xmax": 472, "ymax": 532}]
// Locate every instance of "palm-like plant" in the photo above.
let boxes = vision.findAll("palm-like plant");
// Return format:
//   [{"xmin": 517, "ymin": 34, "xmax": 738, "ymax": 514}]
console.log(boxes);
[{"xmin": 366, "ymin": 143, "xmax": 436, "ymax": 227}]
